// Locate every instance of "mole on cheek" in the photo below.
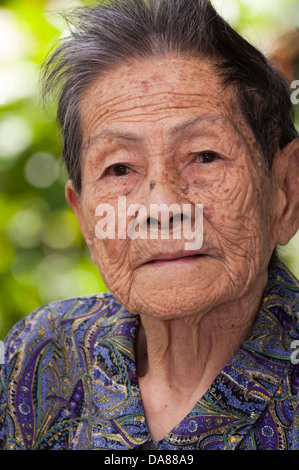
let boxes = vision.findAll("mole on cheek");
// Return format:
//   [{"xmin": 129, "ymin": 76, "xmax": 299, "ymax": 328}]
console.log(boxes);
[
  {"xmin": 150, "ymin": 180, "xmax": 156, "ymax": 190},
  {"xmin": 122, "ymin": 182, "xmax": 131, "ymax": 196},
  {"xmin": 180, "ymin": 184, "xmax": 189, "ymax": 195}
]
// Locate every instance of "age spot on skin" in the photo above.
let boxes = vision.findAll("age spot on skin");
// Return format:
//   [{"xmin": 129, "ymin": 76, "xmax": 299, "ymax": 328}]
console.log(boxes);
[
  {"xmin": 141, "ymin": 80, "xmax": 150, "ymax": 94},
  {"xmin": 150, "ymin": 180, "xmax": 156, "ymax": 190},
  {"xmin": 192, "ymin": 179, "xmax": 208, "ymax": 190},
  {"xmin": 180, "ymin": 184, "xmax": 189, "ymax": 195}
]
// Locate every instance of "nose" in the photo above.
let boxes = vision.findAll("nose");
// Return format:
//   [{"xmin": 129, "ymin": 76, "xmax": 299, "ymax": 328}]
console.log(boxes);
[
  {"xmin": 131, "ymin": 167, "xmax": 193, "ymax": 239},
  {"xmin": 146, "ymin": 205, "xmax": 187, "ymax": 235}
]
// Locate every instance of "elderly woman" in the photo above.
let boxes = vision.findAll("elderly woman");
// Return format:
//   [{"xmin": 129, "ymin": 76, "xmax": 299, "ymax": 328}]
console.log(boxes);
[{"xmin": 0, "ymin": 0, "xmax": 299, "ymax": 451}]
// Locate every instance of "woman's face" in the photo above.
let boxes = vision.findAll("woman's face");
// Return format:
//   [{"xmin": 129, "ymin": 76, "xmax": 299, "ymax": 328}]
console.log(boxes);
[{"xmin": 67, "ymin": 56, "xmax": 284, "ymax": 320}]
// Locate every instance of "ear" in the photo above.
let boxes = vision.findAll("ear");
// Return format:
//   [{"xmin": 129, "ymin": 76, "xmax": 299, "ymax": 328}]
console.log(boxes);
[
  {"xmin": 272, "ymin": 138, "xmax": 299, "ymax": 246},
  {"xmin": 65, "ymin": 180, "xmax": 95, "ymax": 250}
]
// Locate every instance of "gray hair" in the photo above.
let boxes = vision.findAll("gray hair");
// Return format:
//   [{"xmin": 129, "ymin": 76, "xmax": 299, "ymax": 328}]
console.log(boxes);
[{"xmin": 42, "ymin": 0, "xmax": 298, "ymax": 193}]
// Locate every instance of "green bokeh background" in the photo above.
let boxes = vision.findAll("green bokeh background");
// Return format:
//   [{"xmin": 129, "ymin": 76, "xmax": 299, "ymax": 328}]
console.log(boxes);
[{"xmin": 0, "ymin": 0, "xmax": 298, "ymax": 339}]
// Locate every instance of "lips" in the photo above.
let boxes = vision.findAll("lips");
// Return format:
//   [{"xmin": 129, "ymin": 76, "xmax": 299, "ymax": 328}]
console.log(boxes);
[{"xmin": 144, "ymin": 250, "xmax": 204, "ymax": 264}]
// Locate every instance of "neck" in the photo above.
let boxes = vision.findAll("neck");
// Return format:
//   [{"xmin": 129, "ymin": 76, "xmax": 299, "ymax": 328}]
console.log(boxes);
[
  {"xmin": 136, "ymin": 287, "xmax": 264, "ymax": 394},
  {"xmin": 135, "ymin": 270, "xmax": 269, "ymax": 442}
]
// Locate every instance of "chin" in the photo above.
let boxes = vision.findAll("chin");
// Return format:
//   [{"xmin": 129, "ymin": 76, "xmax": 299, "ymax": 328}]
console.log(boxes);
[{"xmin": 128, "ymin": 283, "xmax": 223, "ymax": 321}]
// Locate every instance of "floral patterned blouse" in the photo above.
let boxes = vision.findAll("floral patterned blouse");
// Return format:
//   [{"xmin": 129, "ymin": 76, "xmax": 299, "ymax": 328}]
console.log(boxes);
[{"xmin": 0, "ymin": 257, "xmax": 298, "ymax": 450}]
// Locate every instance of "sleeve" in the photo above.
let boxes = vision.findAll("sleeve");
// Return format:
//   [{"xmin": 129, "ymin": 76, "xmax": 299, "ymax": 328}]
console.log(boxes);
[
  {"xmin": 0, "ymin": 301, "xmax": 92, "ymax": 450},
  {"xmin": 0, "ymin": 315, "xmax": 40, "ymax": 450},
  {"xmin": 0, "ymin": 307, "xmax": 60, "ymax": 449},
  {"xmin": 0, "ymin": 340, "xmax": 8, "ymax": 448},
  {"xmin": 292, "ymin": 379, "xmax": 299, "ymax": 450}
]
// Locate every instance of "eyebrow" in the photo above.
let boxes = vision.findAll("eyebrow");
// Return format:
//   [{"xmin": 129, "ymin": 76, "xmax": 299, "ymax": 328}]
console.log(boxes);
[
  {"xmin": 85, "ymin": 112, "xmax": 227, "ymax": 152},
  {"xmin": 84, "ymin": 130, "xmax": 141, "ymax": 153},
  {"xmin": 170, "ymin": 113, "xmax": 226, "ymax": 136}
]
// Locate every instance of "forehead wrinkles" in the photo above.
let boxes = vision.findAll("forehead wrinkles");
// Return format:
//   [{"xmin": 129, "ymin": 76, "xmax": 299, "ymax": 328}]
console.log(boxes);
[
  {"xmin": 94, "ymin": 98, "xmax": 217, "ymax": 136},
  {"xmin": 80, "ymin": 59, "xmax": 224, "ymax": 132},
  {"xmin": 81, "ymin": 89, "xmax": 230, "ymax": 145},
  {"xmin": 79, "ymin": 58, "xmax": 248, "ymax": 154}
]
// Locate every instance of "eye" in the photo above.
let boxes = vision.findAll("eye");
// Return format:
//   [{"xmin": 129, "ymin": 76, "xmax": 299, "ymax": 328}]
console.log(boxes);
[
  {"xmin": 105, "ymin": 164, "xmax": 131, "ymax": 176},
  {"xmin": 195, "ymin": 151, "xmax": 220, "ymax": 164}
]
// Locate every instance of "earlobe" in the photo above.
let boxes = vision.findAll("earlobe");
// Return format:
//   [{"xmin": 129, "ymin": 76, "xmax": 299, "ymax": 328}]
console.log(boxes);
[{"xmin": 273, "ymin": 138, "xmax": 299, "ymax": 246}]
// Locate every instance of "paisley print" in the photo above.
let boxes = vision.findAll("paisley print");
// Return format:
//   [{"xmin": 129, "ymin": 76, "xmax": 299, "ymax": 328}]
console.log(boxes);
[{"xmin": 0, "ymin": 257, "xmax": 298, "ymax": 450}]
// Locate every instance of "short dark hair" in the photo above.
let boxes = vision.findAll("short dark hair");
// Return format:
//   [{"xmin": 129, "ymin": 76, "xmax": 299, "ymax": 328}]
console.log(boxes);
[{"xmin": 42, "ymin": 0, "xmax": 298, "ymax": 193}]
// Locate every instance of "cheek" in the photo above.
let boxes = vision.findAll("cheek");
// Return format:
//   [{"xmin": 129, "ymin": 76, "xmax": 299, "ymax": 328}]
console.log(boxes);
[
  {"xmin": 189, "ymin": 166, "xmax": 270, "ymax": 245},
  {"xmin": 92, "ymin": 237, "xmax": 133, "ymax": 295},
  {"xmin": 95, "ymin": 239, "xmax": 127, "ymax": 267},
  {"xmin": 80, "ymin": 189, "xmax": 137, "ymax": 273},
  {"xmin": 189, "ymin": 164, "xmax": 250, "ymax": 214},
  {"xmin": 97, "ymin": 179, "xmax": 139, "ymax": 199}
]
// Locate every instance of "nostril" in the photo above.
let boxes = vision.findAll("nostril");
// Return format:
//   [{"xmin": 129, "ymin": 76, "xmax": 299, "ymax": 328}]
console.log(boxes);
[
  {"xmin": 172, "ymin": 213, "xmax": 181, "ymax": 222},
  {"xmin": 170, "ymin": 213, "xmax": 185, "ymax": 227},
  {"xmin": 146, "ymin": 212, "xmax": 188, "ymax": 229},
  {"xmin": 147, "ymin": 216, "xmax": 160, "ymax": 227}
]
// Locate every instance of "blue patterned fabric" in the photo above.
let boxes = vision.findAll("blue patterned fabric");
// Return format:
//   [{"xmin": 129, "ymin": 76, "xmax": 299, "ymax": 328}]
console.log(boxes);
[{"xmin": 0, "ymin": 257, "xmax": 298, "ymax": 450}]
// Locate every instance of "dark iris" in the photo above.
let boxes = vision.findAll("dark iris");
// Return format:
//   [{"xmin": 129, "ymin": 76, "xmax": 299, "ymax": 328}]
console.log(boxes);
[
  {"xmin": 109, "ymin": 164, "xmax": 130, "ymax": 176},
  {"xmin": 198, "ymin": 152, "xmax": 218, "ymax": 163}
]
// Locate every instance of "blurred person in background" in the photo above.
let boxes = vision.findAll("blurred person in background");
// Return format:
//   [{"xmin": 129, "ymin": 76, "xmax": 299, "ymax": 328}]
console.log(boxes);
[{"xmin": 270, "ymin": 28, "xmax": 299, "ymax": 86}]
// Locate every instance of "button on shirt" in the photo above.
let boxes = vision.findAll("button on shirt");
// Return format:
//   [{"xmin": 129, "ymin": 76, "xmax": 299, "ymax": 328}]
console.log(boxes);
[{"xmin": 0, "ymin": 258, "xmax": 298, "ymax": 450}]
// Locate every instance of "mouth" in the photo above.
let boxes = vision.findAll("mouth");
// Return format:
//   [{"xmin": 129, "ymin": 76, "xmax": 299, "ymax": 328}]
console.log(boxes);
[{"xmin": 144, "ymin": 251, "xmax": 206, "ymax": 265}]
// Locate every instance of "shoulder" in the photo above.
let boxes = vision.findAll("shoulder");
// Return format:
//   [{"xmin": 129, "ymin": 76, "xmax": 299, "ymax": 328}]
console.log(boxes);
[
  {"xmin": 263, "ymin": 258, "xmax": 299, "ymax": 426},
  {"xmin": 266, "ymin": 256, "xmax": 299, "ymax": 305},
  {"xmin": 258, "ymin": 257, "xmax": 299, "ymax": 357},
  {"xmin": 2, "ymin": 292, "xmax": 123, "ymax": 380},
  {"xmin": 264, "ymin": 257, "xmax": 299, "ymax": 329},
  {"xmin": 0, "ymin": 292, "xmax": 127, "ymax": 449}
]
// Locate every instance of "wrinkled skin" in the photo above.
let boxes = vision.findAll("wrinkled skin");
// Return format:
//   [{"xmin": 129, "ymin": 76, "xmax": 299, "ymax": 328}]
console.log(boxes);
[{"xmin": 66, "ymin": 56, "xmax": 299, "ymax": 440}]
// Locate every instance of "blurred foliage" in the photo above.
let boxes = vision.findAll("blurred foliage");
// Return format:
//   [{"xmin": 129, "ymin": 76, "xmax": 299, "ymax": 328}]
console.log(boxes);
[{"xmin": 0, "ymin": 0, "xmax": 298, "ymax": 339}]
